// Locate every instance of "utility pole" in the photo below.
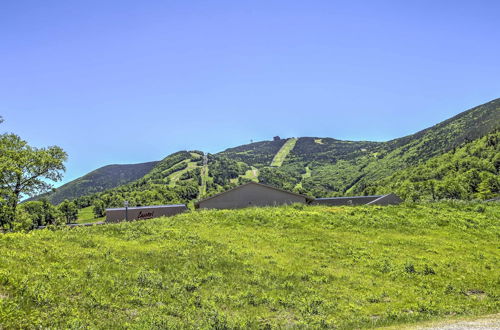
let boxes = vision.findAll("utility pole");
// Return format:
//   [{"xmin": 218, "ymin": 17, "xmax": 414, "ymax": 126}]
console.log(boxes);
[{"xmin": 124, "ymin": 200, "xmax": 129, "ymax": 221}]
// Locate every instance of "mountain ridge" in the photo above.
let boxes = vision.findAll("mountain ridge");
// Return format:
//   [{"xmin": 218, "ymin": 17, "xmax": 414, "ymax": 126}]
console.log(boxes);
[
  {"xmin": 31, "ymin": 161, "xmax": 159, "ymax": 204},
  {"xmin": 32, "ymin": 98, "xmax": 500, "ymax": 205}
]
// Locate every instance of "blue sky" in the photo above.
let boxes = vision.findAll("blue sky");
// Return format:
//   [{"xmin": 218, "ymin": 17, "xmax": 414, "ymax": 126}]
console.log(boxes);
[{"xmin": 1, "ymin": 0, "xmax": 499, "ymax": 185}]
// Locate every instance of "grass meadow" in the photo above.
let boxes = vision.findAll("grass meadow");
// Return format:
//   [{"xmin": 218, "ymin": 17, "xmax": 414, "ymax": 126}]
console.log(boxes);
[
  {"xmin": 76, "ymin": 206, "xmax": 105, "ymax": 224},
  {"xmin": 0, "ymin": 202, "xmax": 498, "ymax": 328}
]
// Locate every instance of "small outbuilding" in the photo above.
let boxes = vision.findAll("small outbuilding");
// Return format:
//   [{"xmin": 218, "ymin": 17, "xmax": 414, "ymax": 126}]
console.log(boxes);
[
  {"xmin": 312, "ymin": 193, "xmax": 402, "ymax": 206},
  {"xmin": 106, "ymin": 204, "xmax": 188, "ymax": 223},
  {"xmin": 195, "ymin": 182, "xmax": 313, "ymax": 210}
]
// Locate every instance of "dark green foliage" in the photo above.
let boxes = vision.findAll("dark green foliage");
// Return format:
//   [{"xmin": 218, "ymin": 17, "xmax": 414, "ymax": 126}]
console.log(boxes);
[
  {"xmin": 66, "ymin": 151, "xmax": 215, "ymax": 211},
  {"xmin": 0, "ymin": 133, "xmax": 67, "ymax": 230},
  {"xmin": 347, "ymin": 99, "xmax": 500, "ymax": 193},
  {"xmin": 30, "ymin": 162, "xmax": 158, "ymax": 204},
  {"xmin": 174, "ymin": 181, "xmax": 199, "ymax": 200},
  {"xmin": 18, "ymin": 199, "xmax": 62, "ymax": 228},
  {"xmin": 365, "ymin": 131, "xmax": 500, "ymax": 201},
  {"xmin": 208, "ymin": 156, "xmax": 248, "ymax": 186},
  {"xmin": 259, "ymin": 163, "xmax": 304, "ymax": 191},
  {"xmin": 140, "ymin": 151, "xmax": 192, "ymax": 183},
  {"xmin": 92, "ymin": 199, "xmax": 105, "ymax": 218},
  {"xmin": 219, "ymin": 139, "xmax": 287, "ymax": 167},
  {"xmin": 179, "ymin": 168, "xmax": 201, "ymax": 181},
  {"xmin": 58, "ymin": 200, "xmax": 78, "ymax": 224},
  {"xmin": 286, "ymin": 137, "xmax": 380, "ymax": 163},
  {"xmin": 302, "ymin": 159, "xmax": 371, "ymax": 197}
]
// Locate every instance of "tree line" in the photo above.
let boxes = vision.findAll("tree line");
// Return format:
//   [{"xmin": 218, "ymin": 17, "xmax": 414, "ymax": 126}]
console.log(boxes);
[
  {"xmin": 0, "ymin": 117, "xmax": 68, "ymax": 230},
  {"xmin": 2, "ymin": 112, "xmax": 498, "ymax": 232}
]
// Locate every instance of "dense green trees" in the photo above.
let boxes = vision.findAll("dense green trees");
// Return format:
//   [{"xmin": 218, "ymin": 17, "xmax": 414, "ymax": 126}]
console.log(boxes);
[
  {"xmin": 68, "ymin": 152, "xmax": 206, "ymax": 212},
  {"xmin": 17, "ymin": 199, "xmax": 63, "ymax": 229},
  {"xmin": 220, "ymin": 139, "xmax": 287, "ymax": 167},
  {"xmin": 258, "ymin": 165, "xmax": 303, "ymax": 192},
  {"xmin": 365, "ymin": 131, "xmax": 500, "ymax": 201},
  {"xmin": 58, "ymin": 200, "xmax": 78, "ymax": 224},
  {"xmin": 33, "ymin": 162, "xmax": 159, "ymax": 205},
  {"xmin": 208, "ymin": 156, "xmax": 247, "ymax": 186},
  {"xmin": 0, "ymin": 123, "xmax": 67, "ymax": 230},
  {"xmin": 93, "ymin": 199, "xmax": 106, "ymax": 218}
]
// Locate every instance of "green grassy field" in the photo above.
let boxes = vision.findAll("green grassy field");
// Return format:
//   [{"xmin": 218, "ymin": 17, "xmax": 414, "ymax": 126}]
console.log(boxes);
[
  {"xmin": 0, "ymin": 202, "xmax": 498, "ymax": 328},
  {"xmin": 76, "ymin": 206, "xmax": 105, "ymax": 224},
  {"xmin": 270, "ymin": 138, "xmax": 297, "ymax": 167}
]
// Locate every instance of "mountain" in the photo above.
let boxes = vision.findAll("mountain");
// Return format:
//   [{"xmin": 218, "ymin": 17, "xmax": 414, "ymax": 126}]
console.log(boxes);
[
  {"xmin": 366, "ymin": 130, "xmax": 500, "ymax": 201},
  {"xmin": 34, "ymin": 98, "xmax": 500, "ymax": 207},
  {"xmin": 284, "ymin": 98, "xmax": 500, "ymax": 196},
  {"xmin": 33, "ymin": 161, "xmax": 158, "ymax": 204}
]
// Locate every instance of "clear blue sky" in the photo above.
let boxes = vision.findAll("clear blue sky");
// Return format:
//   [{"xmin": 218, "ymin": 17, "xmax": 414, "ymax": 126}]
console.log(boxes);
[{"xmin": 1, "ymin": 0, "xmax": 499, "ymax": 185}]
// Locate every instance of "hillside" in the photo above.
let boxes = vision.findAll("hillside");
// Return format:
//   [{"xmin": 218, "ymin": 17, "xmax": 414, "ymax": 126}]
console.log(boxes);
[
  {"xmin": 219, "ymin": 138, "xmax": 288, "ymax": 167},
  {"xmin": 0, "ymin": 203, "xmax": 498, "ymax": 328},
  {"xmin": 348, "ymin": 98, "xmax": 500, "ymax": 193},
  {"xmin": 235, "ymin": 99, "xmax": 499, "ymax": 198},
  {"xmin": 34, "ymin": 98, "xmax": 500, "ymax": 207},
  {"xmin": 366, "ymin": 130, "xmax": 500, "ymax": 201},
  {"xmin": 31, "ymin": 161, "xmax": 159, "ymax": 204}
]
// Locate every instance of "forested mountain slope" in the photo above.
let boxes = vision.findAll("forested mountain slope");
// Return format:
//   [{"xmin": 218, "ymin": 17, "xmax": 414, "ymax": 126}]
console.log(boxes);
[
  {"xmin": 32, "ymin": 98, "xmax": 500, "ymax": 208},
  {"xmin": 218, "ymin": 138, "xmax": 288, "ymax": 167},
  {"xmin": 71, "ymin": 151, "xmax": 252, "ymax": 208},
  {"xmin": 347, "ymin": 98, "xmax": 500, "ymax": 193},
  {"xmin": 287, "ymin": 98, "xmax": 500, "ymax": 196},
  {"xmin": 365, "ymin": 130, "xmax": 500, "ymax": 201},
  {"xmin": 32, "ymin": 161, "xmax": 158, "ymax": 204}
]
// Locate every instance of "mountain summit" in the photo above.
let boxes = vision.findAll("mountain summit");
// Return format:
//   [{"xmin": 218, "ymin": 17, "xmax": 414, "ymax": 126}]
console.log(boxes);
[{"xmin": 34, "ymin": 98, "xmax": 500, "ymax": 206}]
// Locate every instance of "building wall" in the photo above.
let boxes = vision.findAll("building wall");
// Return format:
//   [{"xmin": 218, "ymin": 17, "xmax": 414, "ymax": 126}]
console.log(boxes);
[
  {"xmin": 366, "ymin": 193, "xmax": 403, "ymax": 206},
  {"xmin": 106, "ymin": 205, "xmax": 187, "ymax": 223},
  {"xmin": 312, "ymin": 196, "xmax": 381, "ymax": 206},
  {"xmin": 198, "ymin": 184, "xmax": 306, "ymax": 209}
]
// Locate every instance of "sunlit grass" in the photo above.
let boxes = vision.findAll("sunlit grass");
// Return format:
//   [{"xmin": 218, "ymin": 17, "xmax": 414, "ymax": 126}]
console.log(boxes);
[
  {"xmin": 76, "ymin": 206, "xmax": 105, "ymax": 224},
  {"xmin": 0, "ymin": 202, "xmax": 498, "ymax": 328}
]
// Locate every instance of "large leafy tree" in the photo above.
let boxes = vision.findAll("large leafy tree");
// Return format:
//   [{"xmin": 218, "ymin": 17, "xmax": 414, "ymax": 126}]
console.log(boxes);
[
  {"xmin": 58, "ymin": 199, "xmax": 78, "ymax": 224},
  {"xmin": 0, "ymin": 133, "xmax": 67, "ymax": 230},
  {"xmin": 92, "ymin": 199, "xmax": 105, "ymax": 218}
]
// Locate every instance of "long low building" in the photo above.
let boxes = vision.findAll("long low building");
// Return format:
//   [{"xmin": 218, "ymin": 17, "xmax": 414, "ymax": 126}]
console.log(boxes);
[
  {"xmin": 195, "ymin": 182, "xmax": 401, "ymax": 210},
  {"xmin": 103, "ymin": 185, "xmax": 401, "ymax": 222},
  {"xmin": 195, "ymin": 182, "xmax": 314, "ymax": 210},
  {"xmin": 106, "ymin": 204, "xmax": 188, "ymax": 223}
]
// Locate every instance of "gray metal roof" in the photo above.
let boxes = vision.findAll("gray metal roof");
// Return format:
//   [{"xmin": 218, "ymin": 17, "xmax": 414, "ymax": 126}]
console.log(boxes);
[
  {"xmin": 315, "ymin": 195, "xmax": 382, "ymax": 200},
  {"xmin": 106, "ymin": 204, "xmax": 186, "ymax": 211},
  {"xmin": 194, "ymin": 182, "xmax": 314, "ymax": 207}
]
